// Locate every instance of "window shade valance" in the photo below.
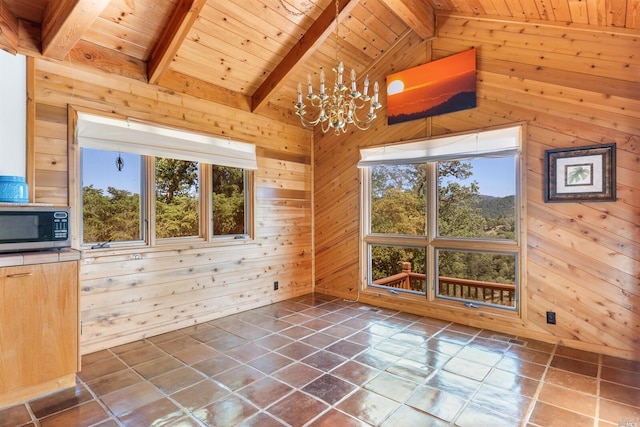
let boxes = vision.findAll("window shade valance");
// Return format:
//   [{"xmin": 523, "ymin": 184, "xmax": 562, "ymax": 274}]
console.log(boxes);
[
  {"xmin": 76, "ymin": 112, "xmax": 258, "ymax": 170},
  {"xmin": 358, "ymin": 125, "xmax": 522, "ymax": 167}
]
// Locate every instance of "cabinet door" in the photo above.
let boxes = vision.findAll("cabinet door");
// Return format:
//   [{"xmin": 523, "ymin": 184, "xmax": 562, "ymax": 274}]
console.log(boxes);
[{"xmin": 0, "ymin": 262, "xmax": 78, "ymax": 394}]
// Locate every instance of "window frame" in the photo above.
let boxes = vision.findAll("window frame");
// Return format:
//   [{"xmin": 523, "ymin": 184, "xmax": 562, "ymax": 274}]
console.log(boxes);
[
  {"xmin": 79, "ymin": 147, "xmax": 147, "ymax": 247},
  {"xmin": 359, "ymin": 125, "xmax": 526, "ymax": 319},
  {"xmin": 210, "ymin": 164, "xmax": 252, "ymax": 239},
  {"xmin": 149, "ymin": 157, "xmax": 203, "ymax": 246},
  {"xmin": 70, "ymin": 109, "xmax": 255, "ymax": 251}
]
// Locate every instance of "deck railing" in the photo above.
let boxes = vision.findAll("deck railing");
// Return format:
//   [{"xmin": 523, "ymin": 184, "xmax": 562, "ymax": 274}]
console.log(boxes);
[
  {"xmin": 438, "ymin": 276, "xmax": 515, "ymax": 306},
  {"xmin": 372, "ymin": 262, "xmax": 426, "ymax": 292},
  {"xmin": 372, "ymin": 262, "xmax": 515, "ymax": 306}
]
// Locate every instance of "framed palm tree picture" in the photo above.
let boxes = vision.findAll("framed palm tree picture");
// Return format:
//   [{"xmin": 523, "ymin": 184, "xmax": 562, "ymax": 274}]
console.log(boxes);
[{"xmin": 544, "ymin": 143, "xmax": 616, "ymax": 202}]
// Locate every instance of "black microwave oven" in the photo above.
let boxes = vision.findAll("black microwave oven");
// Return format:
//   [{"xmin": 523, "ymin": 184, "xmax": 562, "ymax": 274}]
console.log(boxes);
[{"xmin": 0, "ymin": 206, "xmax": 71, "ymax": 252}]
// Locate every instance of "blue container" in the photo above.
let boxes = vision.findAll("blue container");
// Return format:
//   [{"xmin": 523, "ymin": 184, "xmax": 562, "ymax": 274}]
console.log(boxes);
[{"xmin": 0, "ymin": 176, "xmax": 29, "ymax": 203}]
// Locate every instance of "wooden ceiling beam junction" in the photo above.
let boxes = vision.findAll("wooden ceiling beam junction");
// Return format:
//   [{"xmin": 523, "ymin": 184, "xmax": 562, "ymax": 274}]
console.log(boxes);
[
  {"xmin": 67, "ymin": 39, "xmax": 147, "ymax": 82},
  {"xmin": 12, "ymin": 18, "xmax": 148, "ymax": 83},
  {"xmin": 148, "ymin": 0, "xmax": 207, "ymax": 85},
  {"xmin": 378, "ymin": 0, "xmax": 436, "ymax": 40},
  {"xmin": 0, "ymin": 0, "xmax": 19, "ymax": 54},
  {"xmin": 251, "ymin": 0, "xmax": 359, "ymax": 114},
  {"xmin": 41, "ymin": 0, "xmax": 110, "ymax": 60}
]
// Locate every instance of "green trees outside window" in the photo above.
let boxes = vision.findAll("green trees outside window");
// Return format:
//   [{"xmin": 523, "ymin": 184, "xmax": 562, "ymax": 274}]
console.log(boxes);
[
  {"xmin": 367, "ymin": 156, "xmax": 519, "ymax": 309},
  {"xmin": 81, "ymin": 148, "xmax": 249, "ymax": 246},
  {"xmin": 81, "ymin": 149, "xmax": 143, "ymax": 244},
  {"xmin": 212, "ymin": 165, "xmax": 246, "ymax": 236},
  {"xmin": 82, "ymin": 185, "xmax": 143, "ymax": 243},
  {"xmin": 155, "ymin": 158, "xmax": 199, "ymax": 238}
]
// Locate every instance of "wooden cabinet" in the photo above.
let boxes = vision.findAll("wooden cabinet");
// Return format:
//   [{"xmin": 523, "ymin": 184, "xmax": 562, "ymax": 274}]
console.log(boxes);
[{"xmin": 0, "ymin": 261, "xmax": 79, "ymax": 406}]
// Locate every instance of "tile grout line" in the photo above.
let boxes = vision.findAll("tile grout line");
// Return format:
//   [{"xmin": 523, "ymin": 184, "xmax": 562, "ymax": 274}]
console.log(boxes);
[
  {"xmin": 295, "ymin": 302, "xmax": 440, "ymax": 425},
  {"xmin": 82, "ymin": 348, "xmax": 125, "ymax": 427},
  {"xmin": 97, "ymin": 337, "xmax": 200, "ymax": 425},
  {"xmin": 16, "ymin": 295, "xmax": 635, "ymax": 426},
  {"xmin": 299, "ymin": 305, "xmax": 407, "ymax": 426},
  {"xmin": 434, "ymin": 327, "xmax": 488, "ymax": 426},
  {"xmin": 594, "ymin": 353, "xmax": 602, "ymax": 427},
  {"xmin": 518, "ymin": 341, "xmax": 558, "ymax": 426},
  {"xmin": 346, "ymin": 317, "xmax": 447, "ymax": 426}
]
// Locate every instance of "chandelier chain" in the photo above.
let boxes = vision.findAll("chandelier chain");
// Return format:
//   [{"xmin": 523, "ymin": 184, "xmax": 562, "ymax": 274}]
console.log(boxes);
[
  {"xmin": 334, "ymin": 0, "xmax": 340, "ymax": 64},
  {"xmin": 292, "ymin": 0, "xmax": 382, "ymax": 134}
]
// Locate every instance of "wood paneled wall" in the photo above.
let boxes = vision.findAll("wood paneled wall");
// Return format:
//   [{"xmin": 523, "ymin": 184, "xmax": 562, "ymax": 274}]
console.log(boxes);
[
  {"xmin": 33, "ymin": 59, "xmax": 313, "ymax": 354},
  {"xmin": 314, "ymin": 13, "xmax": 639, "ymax": 361}
]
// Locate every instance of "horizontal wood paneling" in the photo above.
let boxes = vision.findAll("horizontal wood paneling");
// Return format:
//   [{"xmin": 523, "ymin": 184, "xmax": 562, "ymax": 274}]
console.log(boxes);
[
  {"xmin": 314, "ymin": 14, "xmax": 640, "ymax": 360},
  {"xmin": 33, "ymin": 58, "xmax": 313, "ymax": 354}
]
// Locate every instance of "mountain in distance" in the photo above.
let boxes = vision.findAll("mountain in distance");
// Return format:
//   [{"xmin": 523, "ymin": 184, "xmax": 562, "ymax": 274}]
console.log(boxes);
[
  {"xmin": 388, "ymin": 91, "xmax": 476, "ymax": 125},
  {"xmin": 477, "ymin": 195, "xmax": 515, "ymax": 218}
]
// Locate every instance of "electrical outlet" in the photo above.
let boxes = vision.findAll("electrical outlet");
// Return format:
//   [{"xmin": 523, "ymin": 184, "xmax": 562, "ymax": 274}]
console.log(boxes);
[
  {"xmin": 274, "ymin": 281, "xmax": 279, "ymax": 291},
  {"xmin": 546, "ymin": 311, "xmax": 556, "ymax": 324}
]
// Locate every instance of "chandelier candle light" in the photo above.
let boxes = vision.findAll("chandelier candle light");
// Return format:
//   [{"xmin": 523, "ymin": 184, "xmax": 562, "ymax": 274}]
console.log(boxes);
[{"xmin": 294, "ymin": 0, "xmax": 382, "ymax": 134}]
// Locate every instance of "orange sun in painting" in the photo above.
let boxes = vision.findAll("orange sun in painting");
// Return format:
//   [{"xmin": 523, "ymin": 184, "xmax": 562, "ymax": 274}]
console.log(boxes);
[{"xmin": 386, "ymin": 48, "xmax": 476, "ymax": 124}]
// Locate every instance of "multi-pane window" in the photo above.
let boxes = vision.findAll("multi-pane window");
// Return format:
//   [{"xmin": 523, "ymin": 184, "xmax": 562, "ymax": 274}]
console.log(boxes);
[
  {"xmin": 362, "ymin": 126, "xmax": 522, "ymax": 310},
  {"xmin": 79, "ymin": 150, "xmax": 250, "ymax": 247},
  {"xmin": 75, "ymin": 112, "xmax": 257, "ymax": 249}
]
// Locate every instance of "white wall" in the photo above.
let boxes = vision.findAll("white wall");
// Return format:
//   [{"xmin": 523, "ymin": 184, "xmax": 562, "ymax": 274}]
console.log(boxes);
[{"xmin": 0, "ymin": 50, "xmax": 27, "ymax": 177}]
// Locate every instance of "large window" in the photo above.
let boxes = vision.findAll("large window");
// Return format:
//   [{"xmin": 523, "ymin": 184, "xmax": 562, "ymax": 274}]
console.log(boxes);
[
  {"xmin": 75, "ymin": 112, "xmax": 256, "ymax": 249},
  {"xmin": 361, "ymin": 126, "xmax": 522, "ymax": 311}
]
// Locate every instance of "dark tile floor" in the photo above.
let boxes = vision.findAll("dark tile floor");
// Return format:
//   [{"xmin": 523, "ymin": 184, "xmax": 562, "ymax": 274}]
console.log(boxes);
[{"xmin": 2, "ymin": 294, "xmax": 639, "ymax": 426}]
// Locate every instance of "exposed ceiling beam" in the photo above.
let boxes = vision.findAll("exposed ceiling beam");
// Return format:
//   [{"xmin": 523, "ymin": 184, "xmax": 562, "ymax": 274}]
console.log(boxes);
[
  {"xmin": 10, "ymin": 18, "xmax": 253, "ymax": 113},
  {"xmin": 0, "ymin": 0, "xmax": 19, "ymax": 54},
  {"xmin": 68, "ymin": 39, "xmax": 147, "ymax": 82},
  {"xmin": 378, "ymin": 0, "xmax": 436, "ymax": 40},
  {"xmin": 13, "ymin": 20, "xmax": 44, "ymax": 56},
  {"xmin": 15, "ymin": 19, "xmax": 148, "ymax": 83},
  {"xmin": 157, "ymin": 69, "xmax": 251, "ymax": 111},
  {"xmin": 41, "ymin": 0, "xmax": 110, "ymax": 60},
  {"xmin": 251, "ymin": 0, "xmax": 359, "ymax": 113},
  {"xmin": 148, "ymin": 0, "xmax": 206, "ymax": 85}
]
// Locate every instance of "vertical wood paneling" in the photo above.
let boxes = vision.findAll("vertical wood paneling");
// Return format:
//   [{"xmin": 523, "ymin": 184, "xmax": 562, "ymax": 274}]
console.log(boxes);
[
  {"xmin": 33, "ymin": 59, "xmax": 313, "ymax": 354},
  {"xmin": 314, "ymin": 14, "xmax": 640, "ymax": 360}
]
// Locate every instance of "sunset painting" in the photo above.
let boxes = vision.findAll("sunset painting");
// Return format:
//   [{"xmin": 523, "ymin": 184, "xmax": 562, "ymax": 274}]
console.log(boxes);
[{"xmin": 386, "ymin": 48, "xmax": 476, "ymax": 125}]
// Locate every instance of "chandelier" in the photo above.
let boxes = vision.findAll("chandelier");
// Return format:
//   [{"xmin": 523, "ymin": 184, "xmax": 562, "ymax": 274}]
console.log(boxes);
[{"xmin": 294, "ymin": 0, "xmax": 382, "ymax": 134}]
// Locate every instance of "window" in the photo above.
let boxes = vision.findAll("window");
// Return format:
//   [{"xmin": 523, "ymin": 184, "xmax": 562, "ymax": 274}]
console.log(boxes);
[
  {"xmin": 361, "ymin": 126, "xmax": 522, "ymax": 311},
  {"xmin": 155, "ymin": 158, "xmax": 200, "ymax": 239},
  {"xmin": 212, "ymin": 165, "xmax": 247, "ymax": 236},
  {"xmin": 75, "ymin": 112, "xmax": 257, "ymax": 248},
  {"xmin": 81, "ymin": 148, "xmax": 145, "ymax": 246}
]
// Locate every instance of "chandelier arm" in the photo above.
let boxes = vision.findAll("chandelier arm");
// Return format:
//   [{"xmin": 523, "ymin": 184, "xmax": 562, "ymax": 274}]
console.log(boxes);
[
  {"xmin": 349, "ymin": 109, "xmax": 372, "ymax": 130},
  {"xmin": 291, "ymin": 0, "xmax": 382, "ymax": 134}
]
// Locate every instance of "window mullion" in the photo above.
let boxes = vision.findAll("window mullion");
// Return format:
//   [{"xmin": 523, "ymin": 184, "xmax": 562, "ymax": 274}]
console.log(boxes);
[
  {"xmin": 360, "ymin": 167, "xmax": 371, "ymax": 292},
  {"xmin": 426, "ymin": 162, "xmax": 437, "ymax": 301},
  {"xmin": 432, "ymin": 238, "xmax": 519, "ymax": 252},
  {"xmin": 200, "ymin": 164, "xmax": 212, "ymax": 241},
  {"xmin": 145, "ymin": 156, "xmax": 156, "ymax": 246},
  {"xmin": 363, "ymin": 234, "xmax": 429, "ymax": 246},
  {"xmin": 245, "ymin": 170, "xmax": 255, "ymax": 239}
]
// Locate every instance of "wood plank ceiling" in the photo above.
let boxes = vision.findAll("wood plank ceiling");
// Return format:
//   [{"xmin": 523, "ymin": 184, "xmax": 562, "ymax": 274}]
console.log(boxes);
[{"xmin": 1, "ymin": 0, "xmax": 639, "ymax": 127}]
